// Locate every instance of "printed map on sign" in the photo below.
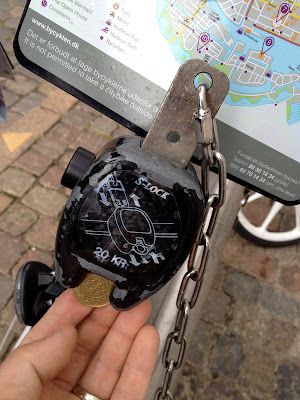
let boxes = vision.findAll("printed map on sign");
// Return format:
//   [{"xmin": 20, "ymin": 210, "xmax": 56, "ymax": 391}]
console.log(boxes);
[{"xmin": 157, "ymin": 0, "xmax": 300, "ymax": 161}]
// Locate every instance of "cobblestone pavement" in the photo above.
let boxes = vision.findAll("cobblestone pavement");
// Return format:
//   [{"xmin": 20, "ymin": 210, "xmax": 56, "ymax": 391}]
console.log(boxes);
[{"xmin": 0, "ymin": 1, "xmax": 300, "ymax": 399}]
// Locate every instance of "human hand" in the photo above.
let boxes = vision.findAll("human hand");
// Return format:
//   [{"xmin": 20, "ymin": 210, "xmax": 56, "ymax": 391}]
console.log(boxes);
[{"xmin": 0, "ymin": 289, "xmax": 159, "ymax": 400}]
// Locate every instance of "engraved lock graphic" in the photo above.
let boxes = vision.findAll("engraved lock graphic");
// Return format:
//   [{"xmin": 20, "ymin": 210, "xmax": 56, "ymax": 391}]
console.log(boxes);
[
  {"xmin": 85, "ymin": 174, "xmax": 157, "ymax": 256},
  {"xmin": 76, "ymin": 169, "xmax": 182, "ymax": 273}
]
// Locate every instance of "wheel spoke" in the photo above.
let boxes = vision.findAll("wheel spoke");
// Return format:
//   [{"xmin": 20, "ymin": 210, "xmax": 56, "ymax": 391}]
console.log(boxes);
[
  {"xmin": 295, "ymin": 205, "xmax": 300, "ymax": 229},
  {"xmin": 246, "ymin": 192, "xmax": 263, "ymax": 204},
  {"xmin": 259, "ymin": 201, "xmax": 283, "ymax": 232}
]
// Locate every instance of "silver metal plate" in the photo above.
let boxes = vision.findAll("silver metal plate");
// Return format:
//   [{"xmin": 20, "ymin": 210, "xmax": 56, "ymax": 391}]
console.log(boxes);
[{"xmin": 142, "ymin": 59, "xmax": 229, "ymax": 168}]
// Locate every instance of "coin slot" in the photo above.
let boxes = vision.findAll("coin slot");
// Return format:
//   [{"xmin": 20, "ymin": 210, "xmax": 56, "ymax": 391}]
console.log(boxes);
[
  {"xmin": 194, "ymin": 73, "xmax": 213, "ymax": 90},
  {"xmin": 167, "ymin": 131, "xmax": 181, "ymax": 144}
]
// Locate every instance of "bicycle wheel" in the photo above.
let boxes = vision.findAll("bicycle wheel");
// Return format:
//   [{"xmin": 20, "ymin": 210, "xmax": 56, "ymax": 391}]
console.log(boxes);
[{"xmin": 234, "ymin": 192, "xmax": 300, "ymax": 247}]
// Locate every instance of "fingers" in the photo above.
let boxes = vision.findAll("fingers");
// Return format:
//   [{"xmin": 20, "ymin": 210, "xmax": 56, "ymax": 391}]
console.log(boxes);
[
  {"xmin": 21, "ymin": 289, "xmax": 93, "ymax": 345},
  {"xmin": 0, "ymin": 324, "xmax": 77, "ymax": 400},
  {"xmin": 22, "ymin": 288, "xmax": 121, "ymax": 391},
  {"xmin": 78, "ymin": 299, "xmax": 153, "ymax": 399},
  {"xmin": 112, "ymin": 325, "xmax": 160, "ymax": 400},
  {"xmin": 54, "ymin": 302, "xmax": 120, "ymax": 390}
]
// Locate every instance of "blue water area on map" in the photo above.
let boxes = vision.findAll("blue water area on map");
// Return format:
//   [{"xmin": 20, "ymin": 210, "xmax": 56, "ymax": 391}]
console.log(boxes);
[
  {"xmin": 156, "ymin": 0, "xmax": 173, "ymax": 40},
  {"xmin": 288, "ymin": 103, "xmax": 300, "ymax": 125},
  {"xmin": 276, "ymin": 90, "xmax": 293, "ymax": 102},
  {"xmin": 170, "ymin": 38, "xmax": 191, "ymax": 62},
  {"xmin": 227, "ymin": 76, "xmax": 273, "ymax": 95}
]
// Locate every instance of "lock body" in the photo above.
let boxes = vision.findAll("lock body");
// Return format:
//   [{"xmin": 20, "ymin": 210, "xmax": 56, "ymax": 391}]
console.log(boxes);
[{"xmin": 56, "ymin": 136, "xmax": 205, "ymax": 310}]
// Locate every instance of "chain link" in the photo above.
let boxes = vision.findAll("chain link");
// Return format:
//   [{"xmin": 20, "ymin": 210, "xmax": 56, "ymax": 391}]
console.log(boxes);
[{"xmin": 155, "ymin": 85, "xmax": 227, "ymax": 399}]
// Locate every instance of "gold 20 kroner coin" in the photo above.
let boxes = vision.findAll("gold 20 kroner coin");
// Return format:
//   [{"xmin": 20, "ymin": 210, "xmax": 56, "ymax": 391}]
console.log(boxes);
[{"xmin": 73, "ymin": 273, "xmax": 115, "ymax": 307}]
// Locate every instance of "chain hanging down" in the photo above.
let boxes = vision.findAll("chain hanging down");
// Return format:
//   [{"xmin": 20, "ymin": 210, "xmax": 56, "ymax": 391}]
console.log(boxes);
[{"xmin": 154, "ymin": 84, "xmax": 227, "ymax": 400}]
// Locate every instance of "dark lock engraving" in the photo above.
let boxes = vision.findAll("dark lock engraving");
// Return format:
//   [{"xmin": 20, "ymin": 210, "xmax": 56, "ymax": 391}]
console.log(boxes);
[{"xmin": 76, "ymin": 171, "xmax": 181, "ymax": 274}]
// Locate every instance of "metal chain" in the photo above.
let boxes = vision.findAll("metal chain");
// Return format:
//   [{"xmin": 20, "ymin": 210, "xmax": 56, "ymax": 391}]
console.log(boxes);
[{"xmin": 155, "ymin": 85, "xmax": 227, "ymax": 400}]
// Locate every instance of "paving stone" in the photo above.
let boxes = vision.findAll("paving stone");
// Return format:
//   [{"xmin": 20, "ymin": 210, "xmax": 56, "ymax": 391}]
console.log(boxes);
[
  {"xmin": 22, "ymin": 185, "xmax": 66, "ymax": 218},
  {"xmin": 276, "ymin": 363, "xmax": 300, "ymax": 400},
  {"xmin": 0, "ymin": 38, "xmax": 13, "ymax": 54},
  {"xmin": 223, "ymin": 270, "xmax": 261, "ymax": 304},
  {"xmin": 37, "ymin": 81, "xmax": 55, "ymax": 96},
  {"xmin": 0, "ymin": 111, "xmax": 22, "ymax": 134},
  {"xmin": 47, "ymin": 122, "xmax": 82, "ymax": 145},
  {"xmin": 0, "ymin": 3, "xmax": 12, "ymax": 11},
  {"xmin": 70, "ymin": 130, "xmax": 108, "ymax": 153},
  {"xmin": 111, "ymin": 124, "xmax": 135, "ymax": 138},
  {"xmin": 25, "ymin": 216, "xmax": 58, "ymax": 252},
  {"xmin": 62, "ymin": 107, "xmax": 95, "ymax": 130},
  {"xmin": 221, "ymin": 232, "xmax": 249, "ymax": 269},
  {"xmin": 40, "ymin": 165, "xmax": 65, "ymax": 190},
  {"xmin": 10, "ymin": 0, "xmax": 26, "ymax": 7},
  {"xmin": 9, "ymin": 6, "xmax": 24, "ymax": 18},
  {"xmin": 199, "ymin": 380, "xmax": 258, "ymax": 400},
  {"xmin": 287, "ymin": 333, "xmax": 300, "ymax": 360},
  {"xmin": 0, "ymin": 274, "xmax": 13, "ymax": 309},
  {"xmin": 228, "ymin": 302, "xmax": 267, "ymax": 344},
  {"xmin": 260, "ymin": 284, "xmax": 298, "ymax": 321},
  {"xmin": 210, "ymin": 334, "xmax": 243, "ymax": 379},
  {"xmin": 201, "ymin": 290, "xmax": 230, "ymax": 325},
  {"xmin": 12, "ymin": 248, "xmax": 54, "ymax": 279},
  {"xmin": 0, "ymin": 297, "xmax": 24, "ymax": 337},
  {"xmin": 0, "ymin": 107, "xmax": 60, "ymax": 172},
  {"xmin": 41, "ymin": 89, "xmax": 78, "ymax": 115},
  {"xmin": 4, "ymin": 74, "xmax": 38, "ymax": 96},
  {"xmin": 0, "ymin": 24, "xmax": 13, "ymax": 38},
  {"xmin": 7, "ymin": 54, "xmax": 18, "ymax": 68},
  {"xmin": 75, "ymin": 102, "xmax": 100, "ymax": 117},
  {"xmin": 2, "ymin": 90, "xmax": 19, "ymax": 107},
  {"xmin": 33, "ymin": 122, "xmax": 82, "ymax": 159},
  {"xmin": 0, "ymin": 11, "xmax": 11, "ymax": 21},
  {"xmin": 174, "ymin": 362, "xmax": 200, "ymax": 400},
  {"xmin": 228, "ymin": 302, "xmax": 297, "ymax": 353},
  {"xmin": 0, "ymin": 167, "xmax": 35, "ymax": 197},
  {"xmin": 14, "ymin": 65, "xmax": 42, "ymax": 82},
  {"xmin": 267, "ymin": 245, "xmax": 299, "ymax": 267},
  {"xmin": 12, "ymin": 92, "xmax": 46, "ymax": 115},
  {"xmin": 187, "ymin": 320, "xmax": 215, "ymax": 366},
  {"xmin": 260, "ymin": 317, "xmax": 297, "ymax": 353},
  {"xmin": 14, "ymin": 149, "xmax": 53, "ymax": 176},
  {"xmin": 4, "ymin": 16, "xmax": 20, "ymax": 30},
  {"xmin": 0, "ymin": 203, "xmax": 37, "ymax": 236},
  {"xmin": 0, "ymin": 193, "xmax": 13, "ymax": 214},
  {"xmin": 240, "ymin": 349, "xmax": 276, "ymax": 393},
  {"xmin": 0, "ymin": 112, "xmax": 22, "ymax": 136},
  {"xmin": 242, "ymin": 250, "xmax": 278, "ymax": 283},
  {"xmin": 91, "ymin": 116, "xmax": 118, "ymax": 136},
  {"xmin": 0, "ymin": 232, "xmax": 27, "ymax": 274},
  {"xmin": 58, "ymin": 150, "xmax": 74, "ymax": 169},
  {"xmin": 279, "ymin": 266, "xmax": 300, "ymax": 295},
  {"xmin": 33, "ymin": 135, "xmax": 69, "ymax": 159}
]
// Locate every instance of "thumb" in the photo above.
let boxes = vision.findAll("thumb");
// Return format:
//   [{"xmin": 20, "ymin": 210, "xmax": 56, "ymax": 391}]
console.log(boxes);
[{"xmin": 0, "ymin": 324, "xmax": 77, "ymax": 400}]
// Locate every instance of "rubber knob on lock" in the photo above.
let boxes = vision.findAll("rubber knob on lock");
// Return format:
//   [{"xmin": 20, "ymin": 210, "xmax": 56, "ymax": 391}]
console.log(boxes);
[{"xmin": 61, "ymin": 147, "xmax": 95, "ymax": 189}]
